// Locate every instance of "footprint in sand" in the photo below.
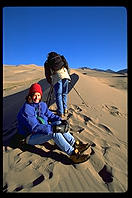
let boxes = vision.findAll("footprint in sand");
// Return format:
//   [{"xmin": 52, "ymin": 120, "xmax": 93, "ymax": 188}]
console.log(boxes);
[
  {"xmin": 102, "ymin": 104, "xmax": 125, "ymax": 117},
  {"xmin": 38, "ymin": 160, "xmax": 55, "ymax": 180},
  {"xmin": 70, "ymin": 125, "xmax": 84, "ymax": 133},
  {"xmin": 72, "ymin": 105, "xmax": 82, "ymax": 112},
  {"xmin": 101, "ymin": 146, "xmax": 110, "ymax": 156},
  {"xmin": 98, "ymin": 123, "xmax": 113, "ymax": 134},
  {"xmin": 69, "ymin": 107, "xmax": 92, "ymax": 125},
  {"xmin": 67, "ymin": 106, "xmax": 82, "ymax": 119},
  {"xmin": 12, "ymin": 174, "xmax": 45, "ymax": 192},
  {"xmin": 14, "ymin": 159, "xmax": 32, "ymax": 171},
  {"xmin": 6, "ymin": 159, "xmax": 54, "ymax": 192},
  {"xmin": 67, "ymin": 112, "xmax": 73, "ymax": 119},
  {"xmin": 79, "ymin": 114, "xmax": 92, "ymax": 125},
  {"xmin": 30, "ymin": 158, "xmax": 46, "ymax": 170},
  {"xmin": 70, "ymin": 105, "xmax": 114, "ymax": 137},
  {"xmin": 98, "ymin": 165, "xmax": 113, "ymax": 184}
]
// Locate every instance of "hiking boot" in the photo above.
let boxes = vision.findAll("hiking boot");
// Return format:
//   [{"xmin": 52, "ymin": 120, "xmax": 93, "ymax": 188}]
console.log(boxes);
[
  {"xmin": 74, "ymin": 140, "xmax": 91, "ymax": 153},
  {"xmin": 70, "ymin": 148, "xmax": 90, "ymax": 164}
]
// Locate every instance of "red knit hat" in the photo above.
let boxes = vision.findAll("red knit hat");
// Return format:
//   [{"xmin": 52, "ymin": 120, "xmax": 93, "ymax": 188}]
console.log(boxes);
[{"xmin": 28, "ymin": 83, "xmax": 43, "ymax": 96}]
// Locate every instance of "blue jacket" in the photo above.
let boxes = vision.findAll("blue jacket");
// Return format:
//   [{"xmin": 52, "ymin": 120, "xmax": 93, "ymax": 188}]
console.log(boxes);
[{"xmin": 17, "ymin": 101, "xmax": 61, "ymax": 137}]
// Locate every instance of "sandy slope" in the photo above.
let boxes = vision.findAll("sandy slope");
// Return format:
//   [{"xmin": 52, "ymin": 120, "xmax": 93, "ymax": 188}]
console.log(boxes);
[
  {"xmin": 3, "ymin": 65, "xmax": 44, "ymax": 97},
  {"xmin": 3, "ymin": 65, "xmax": 128, "ymax": 192}
]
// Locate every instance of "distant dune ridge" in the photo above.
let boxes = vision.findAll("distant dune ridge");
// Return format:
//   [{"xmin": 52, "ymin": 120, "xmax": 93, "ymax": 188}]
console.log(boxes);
[
  {"xmin": 79, "ymin": 66, "xmax": 127, "ymax": 74},
  {"xmin": 3, "ymin": 64, "xmax": 127, "ymax": 192}
]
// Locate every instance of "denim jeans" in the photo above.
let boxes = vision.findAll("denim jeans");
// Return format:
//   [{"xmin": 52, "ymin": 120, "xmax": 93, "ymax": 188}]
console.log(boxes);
[
  {"xmin": 54, "ymin": 79, "xmax": 69, "ymax": 115},
  {"xmin": 27, "ymin": 131, "xmax": 75, "ymax": 156}
]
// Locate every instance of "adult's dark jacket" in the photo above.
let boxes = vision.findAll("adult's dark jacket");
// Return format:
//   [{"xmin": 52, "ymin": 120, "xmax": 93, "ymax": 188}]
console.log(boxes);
[{"xmin": 44, "ymin": 55, "xmax": 70, "ymax": 84}]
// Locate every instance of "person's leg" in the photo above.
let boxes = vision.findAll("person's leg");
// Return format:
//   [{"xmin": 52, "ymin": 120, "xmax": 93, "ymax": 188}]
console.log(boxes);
[
  {"xmin": 27, "ymin": 133, "xmax": 53, "ymax": 145},
  {"xmin": 26, "ymin": 132, "xmax": 74, "ymax": 156},
  {"xmin": 51, "ymin": 121, "xmax": 75, "ymax": 146},
  {"xmin": 63, "ymin": 132, "xmax": 75, "ymax": 146},
  {"xmin": 52, "ymin": 132, "xmax": 74, "ymax": 155},
  {"xmin": 62, "ymin": 79, "xmax": 69, "ymax": 111},
  {"xmin": 27, "ymin": 133, "xmax": 91, "ymax": 163},
  {"xmin": 54, "ymin": 80, "xmax": 63, "ymax": 115}
]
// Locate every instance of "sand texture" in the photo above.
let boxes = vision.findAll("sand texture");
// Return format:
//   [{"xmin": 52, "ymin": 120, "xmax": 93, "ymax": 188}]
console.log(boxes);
[{"xmin": 3, "ymin": 65, "xmax": 128, "ymax": 192}]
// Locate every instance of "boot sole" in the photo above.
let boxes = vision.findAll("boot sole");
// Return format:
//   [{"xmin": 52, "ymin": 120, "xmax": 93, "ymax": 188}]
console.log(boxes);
[
  {"xmin": 83, "ymin": 145, "xmax": 92, "ymax": 155},
  {"xmin": 70, "ymin": 154, "xmax": 90, "ymax": 164}
]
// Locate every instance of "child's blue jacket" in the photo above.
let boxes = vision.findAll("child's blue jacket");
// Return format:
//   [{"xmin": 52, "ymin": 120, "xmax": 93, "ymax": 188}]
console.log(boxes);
[{"xmin": 17, "ymin": 101, "xmax": 61, "ymax": 137}]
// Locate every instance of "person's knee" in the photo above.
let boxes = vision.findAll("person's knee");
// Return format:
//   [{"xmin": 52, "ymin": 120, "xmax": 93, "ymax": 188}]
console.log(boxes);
[{"xmin": 52, "ymin": 132, "xmax": 63, "ymax": 139}]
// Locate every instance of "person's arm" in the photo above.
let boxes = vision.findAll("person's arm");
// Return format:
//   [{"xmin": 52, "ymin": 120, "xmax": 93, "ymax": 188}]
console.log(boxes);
[
  {"xmin": 33, "ymin": 124, "xmax": 53, "ymax": 135},
  {"xmin": 23, "ymin": 104, "xmax": 53, "ymax": 135},
  {"xmin": 61, "ymin": 55, "xmax": 70, "ymax": 74},
  {"xmin": 42, "ymin": 102, "xmax": 62, "ymax": 123},
  {"xmin": 44, "ymin": 61, "xmax": 52, "ymax": 84},
  {"xmin": 33, "ymin": 104, "xmax": 62, "ymax": 134}
]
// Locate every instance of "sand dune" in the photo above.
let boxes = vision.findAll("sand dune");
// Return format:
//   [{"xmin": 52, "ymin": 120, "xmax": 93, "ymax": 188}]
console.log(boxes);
[{"xmin": 3, "ymin": 65, "xmax": 128, "ymax": 193}]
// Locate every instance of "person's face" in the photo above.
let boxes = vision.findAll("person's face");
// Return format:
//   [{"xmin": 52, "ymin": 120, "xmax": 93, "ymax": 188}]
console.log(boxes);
[{"xmin": 32, "ymin": 92, "xmax": 41, "ymax": 103}]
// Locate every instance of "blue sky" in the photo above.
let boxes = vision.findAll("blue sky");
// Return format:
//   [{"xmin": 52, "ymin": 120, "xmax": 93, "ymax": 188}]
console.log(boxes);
[{"xmin": 3, "ymin": 6, "xmax": 127, "ymax": 71}]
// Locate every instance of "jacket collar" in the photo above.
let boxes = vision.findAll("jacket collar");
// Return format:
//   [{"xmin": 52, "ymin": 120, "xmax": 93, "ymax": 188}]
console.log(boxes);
[{"xmin": 29, "ymin": 102, "xmax": 40, "ymax": 108}]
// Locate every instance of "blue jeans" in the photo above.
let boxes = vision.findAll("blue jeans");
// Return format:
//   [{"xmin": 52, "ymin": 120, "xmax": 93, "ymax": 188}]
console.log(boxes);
[
  {"xmin": 27, "ymin": 131, "xmax": 75, "ymax": 156},
  {"xmin": 54, "ymin": 79, "xmax": 69, "ymax": 115}
]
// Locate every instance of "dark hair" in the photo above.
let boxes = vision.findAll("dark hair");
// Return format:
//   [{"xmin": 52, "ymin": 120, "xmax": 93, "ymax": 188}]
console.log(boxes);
[
  {"xmin": 25, "ymin": 94, "xmax": 32, "ymax": 103},
  {"xmin": 25, "ymin": 93, "xmax": 42, "ymax": 103},
  {"xmin": 48, "ymin": 52, "xmax": 58, "ymax": 59}
]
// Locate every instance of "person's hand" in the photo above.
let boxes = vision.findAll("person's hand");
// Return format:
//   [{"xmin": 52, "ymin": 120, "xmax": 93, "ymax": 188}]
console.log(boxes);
[
  {"xmin": 52, "ymin": 120, "xmax": 69, "ymax": 134},
  {"xmin": 61, "ymin": 120, "xmax": 68, "ymax": 125}
]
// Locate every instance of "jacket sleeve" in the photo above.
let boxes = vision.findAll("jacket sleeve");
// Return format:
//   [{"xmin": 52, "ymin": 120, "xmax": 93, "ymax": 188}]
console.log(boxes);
[
  {"xmin": 33, "ymin": 123, "xmax": 53, "ymax": 135},
  {"xmin": 61, "ymin": 55, "xmax": 70, "ymax": 74},
  {"xmin": 44, "ymin": 61, "xmax": 52, "ymax": 84},
  {"xmin": 33, "ymin": 102, "xmax": 61, "ymax": 134},
  {"xmin": 44, "ymin": 102, "xmax": 62, "ymax": 123}
]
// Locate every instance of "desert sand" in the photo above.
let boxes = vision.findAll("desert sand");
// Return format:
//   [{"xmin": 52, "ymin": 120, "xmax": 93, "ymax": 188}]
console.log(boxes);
[{"xmin": 3, "ymin": 64, "xmax": 128, "ymax": 193}]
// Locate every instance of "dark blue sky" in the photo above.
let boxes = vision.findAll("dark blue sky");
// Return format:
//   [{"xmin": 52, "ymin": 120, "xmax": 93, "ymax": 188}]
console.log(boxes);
[{"xmin": 3, "ymin": 6, "xmax": 127, "ymax": 71}]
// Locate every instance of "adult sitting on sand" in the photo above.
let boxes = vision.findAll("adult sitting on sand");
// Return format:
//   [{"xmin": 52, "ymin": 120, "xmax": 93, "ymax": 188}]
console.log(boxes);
[{"xmin": 17, "ymin": 83, "xmax": 90, "ymax": 164}]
